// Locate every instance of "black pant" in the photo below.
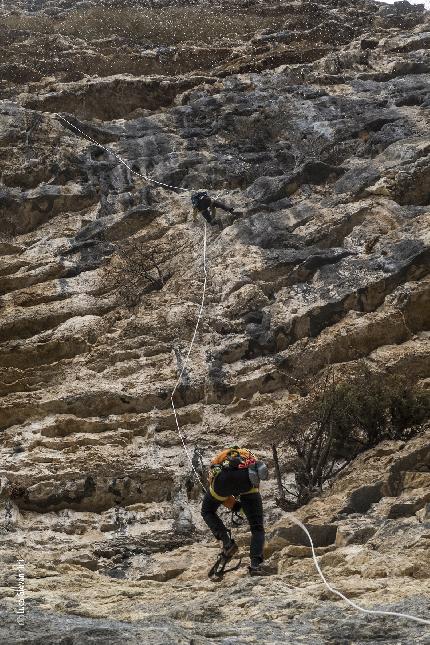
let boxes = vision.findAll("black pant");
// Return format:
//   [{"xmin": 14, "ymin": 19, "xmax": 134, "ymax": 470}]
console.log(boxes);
[
  {"xmin": 201, "ymin": 470, "xmax": 265, "ymax": 565},
  {"xmin": 201, "ymin": 208, "xmax": 215, "ymax": 225}
]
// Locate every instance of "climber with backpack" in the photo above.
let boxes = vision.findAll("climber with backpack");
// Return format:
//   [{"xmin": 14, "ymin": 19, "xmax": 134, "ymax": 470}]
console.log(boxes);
[
  {"xmin": 191, "ymin": 191, "xmax": 235, "ymax": 226},
  {"xmin": 201, "ymin": 446, "xmax": 269, "ymax": 578}
]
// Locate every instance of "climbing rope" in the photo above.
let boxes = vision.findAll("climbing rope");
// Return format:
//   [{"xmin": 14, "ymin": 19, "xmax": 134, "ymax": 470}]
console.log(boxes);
[
  {"xmin": 54, "ymin": 112, "xmax": 211, "ymax": 490},
  {"xmin": 287, "ymin": 514, "xmax": 430, "ymax": 626},
  {"xmin": 170, "ymin": 221, "xmax": 208, "ymax": 493},
  {"xmin": 173, "ymin": 224, "xmax": 430, "ymax": 627},
  {"xmin": 180, "ymin": 230, "xmax": 430, "ymax": 627},
  {"xmin": 54, "ymin": 113, "xmax": 430, "ymax": 627},
  {"xmin": 56, "ymin": 113, "xmax": 191, "ymax": 192}
]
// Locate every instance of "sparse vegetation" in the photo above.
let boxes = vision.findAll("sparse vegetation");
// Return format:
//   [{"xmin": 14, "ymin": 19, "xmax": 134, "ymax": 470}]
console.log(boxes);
[
  {"xmin": 274, "ymin": 366, "xmax": 430, "ymax": 509},
  {"xmin": 0, "ymin": 224, "xmax": 16, "ymax": 241},
  {"xmin": 103, "ymin": 236, "xmax": 181, "ymax": 308},
  {"xmin": 2, "ymin": 7, "xmax": 286, "ymax": 45}
]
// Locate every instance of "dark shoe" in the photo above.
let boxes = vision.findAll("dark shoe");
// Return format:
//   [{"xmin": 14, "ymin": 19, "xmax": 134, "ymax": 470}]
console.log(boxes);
[
  {"xmin": 222, "ymin": 540, "xmax": 238, "ymax": 559},
  {"xmin": 248, "ymin": 562, "xmax": 274, "ymax": 577},
  {"xmin": 248, "ymin": 563, "xmax": 263, "ymax": 576}
]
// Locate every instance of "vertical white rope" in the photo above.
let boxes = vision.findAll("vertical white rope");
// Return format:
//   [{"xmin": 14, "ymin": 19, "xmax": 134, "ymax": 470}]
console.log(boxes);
[
  {"xmin": 171, "ymin": 222, "xmax": 207, "ymax": 398},
  {"xmin": 171, "ymin": 222, "xmax": 208, "ymax": 492},
  {"xmin": 54, "ymin": 114, "xmax": 208, "ymax": 487}
]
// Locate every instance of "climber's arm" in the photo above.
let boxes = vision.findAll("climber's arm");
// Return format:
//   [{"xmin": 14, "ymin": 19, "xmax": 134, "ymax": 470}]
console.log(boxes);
[{"xmin": 212, "ymin": 200, "xmax": 234, "ymax": 213}]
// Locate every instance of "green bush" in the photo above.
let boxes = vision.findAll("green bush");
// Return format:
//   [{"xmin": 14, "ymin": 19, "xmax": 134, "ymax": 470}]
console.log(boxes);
[
  {"xmin": 389, "ymin": 379, "xmax": 430, "ymax": 439},
  {"xmin": 326, "ymin": 368, "xmax": 430, "ymax": 451},
  {"xmin": 275, "ymin": 366, "xmax": 430, "ymax": 509}
]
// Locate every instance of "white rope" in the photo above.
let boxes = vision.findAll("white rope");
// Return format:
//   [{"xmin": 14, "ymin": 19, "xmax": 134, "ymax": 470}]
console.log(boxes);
[
  {"xmin": 56, "ymin": 113, "xmax": 191, "ymax": 192},
  {"xmin": 56, "ymin": 110, "xmax": 429, "ymax": 628},
  {"xmin": 286, "ymin": 513, "xmax": 430, "ymax": 626},
  {"xmin": 170, "ymin": 221, "xmax": 208, "ymax": 492}
]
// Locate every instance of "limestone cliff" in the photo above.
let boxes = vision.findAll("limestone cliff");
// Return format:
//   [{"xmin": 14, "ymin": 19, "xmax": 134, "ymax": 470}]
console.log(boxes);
[{"xmin": 0, "ymin": 0, "xmax": 429, "ymax": 642}]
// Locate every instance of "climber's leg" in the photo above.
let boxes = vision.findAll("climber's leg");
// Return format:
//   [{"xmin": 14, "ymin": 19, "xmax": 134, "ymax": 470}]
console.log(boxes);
[
  {"xmin": 201, "ymin": 491, "xmax": 230, "ymax": 546},
  {"xmin": 240, "ymin": 492, "xmax": 265, "ymax": 566}
]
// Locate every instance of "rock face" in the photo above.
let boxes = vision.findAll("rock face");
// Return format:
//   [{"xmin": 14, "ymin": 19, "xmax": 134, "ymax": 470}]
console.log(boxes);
[{"xmin": 0, "ymin": 0, "xmax": 429, "ymax": 642}]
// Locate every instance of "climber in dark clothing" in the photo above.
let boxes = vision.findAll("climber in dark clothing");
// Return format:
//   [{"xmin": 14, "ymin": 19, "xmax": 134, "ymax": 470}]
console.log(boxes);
[
  {"xmin": 201, "ymin": 447, "xmax": 268, "ymax": 576},
  {"xmin": 191, "ymin": 191, "xmax": 234, "ymax": 226}
]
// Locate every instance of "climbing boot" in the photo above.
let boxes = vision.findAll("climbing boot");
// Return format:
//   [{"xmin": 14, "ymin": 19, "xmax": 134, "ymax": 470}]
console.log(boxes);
[
  {"xmin": 208, "ymin": 540, "xmax": 241, "ymax": 579},
  {"xmin": 248, "ymin": 562, "xmax": 275, "ymax": 577},
  {"xmin": 248, "ymin": 563, "xmax": 263, "ymax": 576},
  {"xmin": 222, "ymin": 539, "xmax": 238, "ymax": 559}
]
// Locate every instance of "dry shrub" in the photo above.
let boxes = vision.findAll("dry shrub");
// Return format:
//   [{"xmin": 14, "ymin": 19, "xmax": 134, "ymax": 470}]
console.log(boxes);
[
  {"xmin": 3, "ymin": 7, "xmax": 285, "ymax": 45},
  {"xmin": 1, "ymin": 14, "xmax": 53, "ymax": 31},
  {"xmin": 274, "ymin": 366, "xmax": 430, "ymax": 509},
  {"xmin": 103, "ymin": 236, "xmax": 182, "ymax": 308},
  {"xmin": 0, "ymin": 221, "xmax": 16, "ymax": 239}
]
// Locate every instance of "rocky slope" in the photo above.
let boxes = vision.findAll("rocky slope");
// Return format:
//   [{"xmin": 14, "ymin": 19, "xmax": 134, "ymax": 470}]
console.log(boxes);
[{"xmin": 0, "ymin": 0, "xmax": 429, "ymax": 642}]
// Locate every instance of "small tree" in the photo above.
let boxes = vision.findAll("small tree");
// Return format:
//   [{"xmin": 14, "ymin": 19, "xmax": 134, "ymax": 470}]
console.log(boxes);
[
  {"xmin": 104, "ymin": 237, "xmax": 180, "ymax": 308},
  {"xmin": 274, "ymin": 366, "xmax": 430, "ymax": 509}
]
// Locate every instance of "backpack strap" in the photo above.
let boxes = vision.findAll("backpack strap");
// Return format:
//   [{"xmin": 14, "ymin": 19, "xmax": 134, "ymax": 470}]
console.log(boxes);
[
  {"xmin": 209, "ymin": 470, "xmax": 237, "ymax": 508},
  {"xmin": 240, "ymin": 487, "xmax": 259, "ymax": 495},
  {"xmin": 209, "ymin": 484, "xmax": 229, "ymax": 502}
]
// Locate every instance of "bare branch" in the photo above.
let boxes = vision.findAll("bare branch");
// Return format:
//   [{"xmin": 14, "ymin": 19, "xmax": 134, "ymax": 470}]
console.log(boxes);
[{"xmin": 102, "ymin": 237, "xmax": 188, "ymax": 308}]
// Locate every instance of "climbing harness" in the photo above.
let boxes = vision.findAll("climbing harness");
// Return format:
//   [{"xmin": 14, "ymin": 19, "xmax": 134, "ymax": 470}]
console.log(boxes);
[{"xmin": 53, "ymin": 114, "xmax": 430, "ymax": 627}]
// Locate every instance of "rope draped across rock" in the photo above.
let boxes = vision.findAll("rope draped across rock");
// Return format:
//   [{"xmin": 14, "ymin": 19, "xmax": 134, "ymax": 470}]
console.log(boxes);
[
  {"xmin": 54, "ymin": 114, "xmax": 430, "ymax": 628},
  {"xmin": 287, "ymin": 514, "xmax": 430, "ymax": 626},
  {"xmin": 56, "ymin": 113, "xmax": 191, "ymax": 192}
]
